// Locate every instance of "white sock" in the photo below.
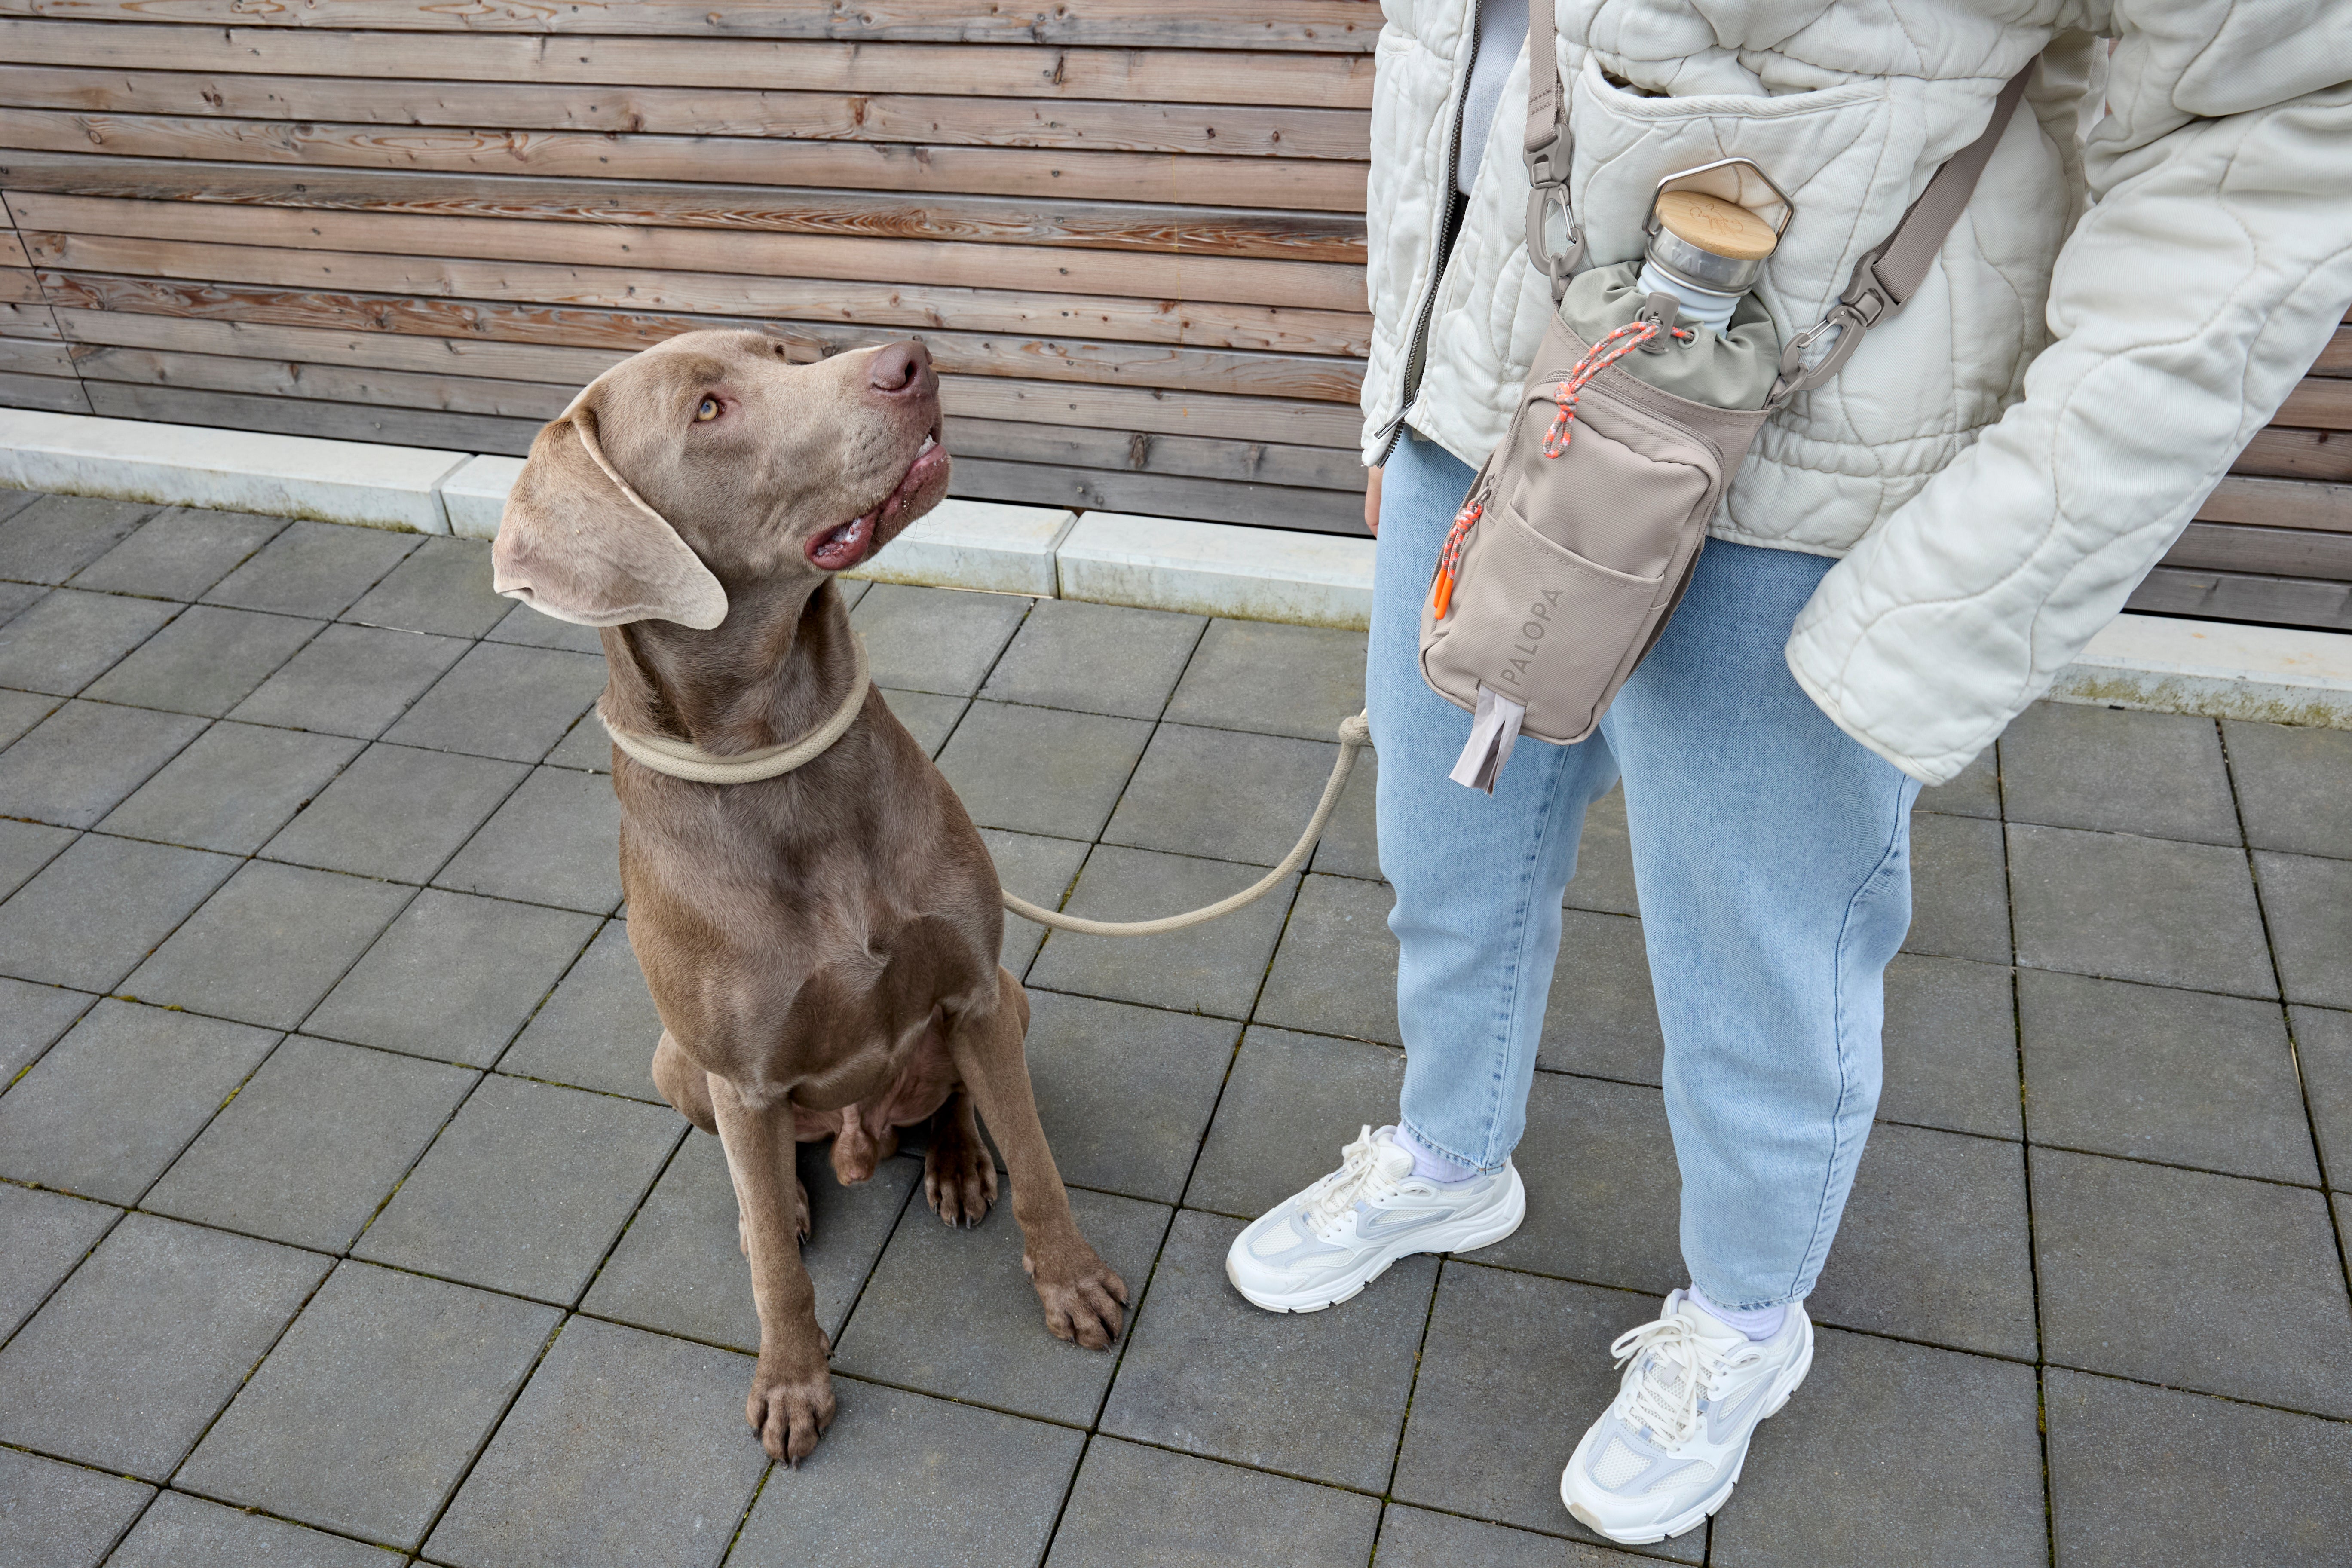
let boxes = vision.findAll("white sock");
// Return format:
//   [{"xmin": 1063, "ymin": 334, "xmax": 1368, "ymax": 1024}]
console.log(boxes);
[
  {"xmin": 1688, "ymin": 1282, "xmax": 1788, "ymax": 1341},
  {"xmin": 1392, "ymin": 1123, "xmax": 1480, "ymax": 1185}
]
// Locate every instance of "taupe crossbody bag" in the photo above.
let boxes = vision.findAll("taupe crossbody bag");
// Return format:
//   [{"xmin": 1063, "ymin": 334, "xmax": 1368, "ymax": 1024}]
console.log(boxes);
[{"xmin": 1420, "ymin": 20, "xmax": 2034, "ymax": 790}]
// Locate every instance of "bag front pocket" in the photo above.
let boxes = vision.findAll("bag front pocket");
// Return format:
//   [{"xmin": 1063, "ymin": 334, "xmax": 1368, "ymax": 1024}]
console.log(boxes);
[{"xmin": 1421, "ymin": 499, "xmax": 1665, "ymax": 746}]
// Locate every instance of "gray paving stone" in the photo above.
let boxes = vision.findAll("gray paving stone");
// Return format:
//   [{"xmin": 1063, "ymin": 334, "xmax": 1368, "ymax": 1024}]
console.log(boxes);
[
  {"xmin": 1712, "ymin": 1330, "xmax": 2045, "ymax": 1568},
  {"xmin": 834, "ymin": 575, "xmax": 870, "ymax": 610},
  {"xmin": 1164, "ymin": 618, "xmax": 1367, "ymax": 741},
  {"xmin": 981, "ymin": 596, "xmax": 1204, "ymax": 718},
  {"xmin": 0, "ymin": 489, "xmax": 36, "ymax": 524},
  {"xmin": 0, "ymin": 1447, "xmax": 153, "ymax": 1568},
  {"xmin": 1534, "ymin": 909, "xmax": 1663, "ymax": 1083},
  {"xmin": 1393, "ymin": 1264, "xmax": 1704, "ymax": 1562},
  {"xmin": 1109, "ymin": 722, "xmax": 1341, "ymax": 869},
  {"xmin": 434, "ymin": 766, "xmax": 622, "ymax": 914},
  {"xmin": 542, "ymin": 708, "xmax": 613, "ymax": 771},
  {"xmin": 145, "ymin": 1036, "xmax": 477, "ymax": 1252},
  {"xmin": 850, "ymin": 582, "xmax": 1031, "ymax": 696},
  {"xmin": 1563, "ymin": 782, "xmax": 1641, "ymax": 915},
  {"xmin": 1255, "ymin": 870, "xmax": 1400, "ymax": 1044},
  {"xmin": 202, "ymin": 520, "xmax": 418, "ymax": 619},
  {"xmin": 729, "ymin": 1380, "xmax": 1083, "ymax": 1568},
  {"xmin": 122, "ymin": 861, "xmax": 414, "ymax": 1030},
  {"xmin": 424, "ymin": 1316, "xmax": 767, "ymax": 1568},
  {"xmin": 0, "ymin": 588, "xmax": 177, "ymax": 693},
  {"xmin": 342, "ymin": 534, "xmax": 508, "ymax": 637},
  {"xmin": 262, "ymin": 741, "xmax": 527, "ymax": 883},
  {"xmin": 582, "ymin": 1135, "xmax": 916, "ymax": 1351},
  {"xmin": 2009, "ymin": 823, "xmax": 2273, "ymax": 997},
  {"xmin": 1478, "ymin": 1071, "xmax": 1685, "ymax": 1295},
  {"xmin": 2255, "ymin": 850, "xmax": 2352, "ymax": 1009},
  {"xmin": 1185, "ymin": 1024, "xmax": 1404, "ymax": 1219},
  {"xmin": 355, "ymin": 1073, "xmax": 679, "ymax": 1303},
  {"xmin": 0, "ymin": 494, "xmax": 157, "ymax": 585},
  {"xmin": 383, "ymin": 641, "xmax": 608, "ymax": 763},
  {"xmin": 2020, "ymin": 969, "xmax": 2318, "ymax": 1183},
  {"xmin": 0, "ymin": 999, "xmax": 279, "ymax": 1204},
  {"xmin": 1377, "ymin": 1506, "xmax": 1654, "ymax": 1567},
  {"xmin": 1879, "ymin": 953, "xmax": 2021, "ymax": 1140},
  {"xmin": 498, "ymin": 919, "xmax": 661, "ymax": 1097},
  {"xmin": 2296, "ymin": 1005, "xmax": 2352, "ymax": 1191},
  {"xmin": 876, "ymin": 686, "xmax": 965, "ymax": 756},
  {"xmin": 307, "ymin": 890, "xmax": 596, "ymax": 1064},
  {"xmin": 1914, "ymin": 738, "xmax": 2000, "ymax": 820},
  {"xmin": 2226, "ymin": 719, "xmax": 2352, "ymax": 859},
  {"xmin": 1022, "ymin": 989, "xmax": 1237, "ymax": 1203},
  {"xmin": 934, "ymin": 699, "xmax": 1152, "ymax": 840},
  {"xmin": 0, "ymin": 1213, "xmax": 328, "ymax": 1479},
  {"xmin": 1308, "ymin": 744, "xmax": 1380, "ymax": 880},
  {"xmin": 2045, "ymin": 1367, "xmax": 2352, "ymax": 1568},
  {"xmin": 1904, "ymin": 812, "xmax": 2011, "ymax": 963},
  {"xmin": 67, "ymin": 505, "xmax": 288, "ymax": 600},
  {"xmin": 0, "ymin": 698, "xmax": 207, "ymax": 827},
  {"xmin": 0, "ymin": 577, "xmax": 41, "ymax": 628},
  {"xmin": 0, "ymin": 977, "xmax": 94, "ymax": 1084},
  {"xmin": 0, "ymin": 684, "xmax": 58, "ymax": 747},
  {"xmin": 104, "ymin": 1489, "xmax": 394, "ymax": 1568},
  {"xmin": 227, "ymin": 623, "xmax": 472, "ymax": 740},
  {"xmin": 981, "ymin": 827, "xmax": 1089, "ymax": 974},
  {"xmin": 2030, "ymin": 1146, "xmax": 2352, "ymax": 1415},
  {"xmin": 1803, "ymin": 1121, "xmax": 2038, "ymax": 1359},
  {"xmin": 99, "ymin": 723, "xmax": 362, "ymax": 855},
  {"xmin": 487, "ymin": 597, "xmax": 606, "ymax": 653},
  {"xmin": 0, "ymin": 816, "xmax": 75, "ymax": 899},
  {"xmin": 82, "ymin": 605, "xmax": 322, "ymax": 717},
  {"xmin": 1046, "ymin": 1436, "xmax": 1382, "ymax": 1568},
  {"xmin": 2000, "ymin": 703, "xmax": 2238, "ymax": 844},
  {"xmin": 1026, "ymin": 846, "xmax": 1293, "ymax": 1019},
  {"xmin": 0, "ymin": 1183, "xmax": 117, "ymax": 1340},
  {"xmin": 835, "ymin": 1183, "xmax": 1164, "ymax": 1423},
  {"xmin": 0, "ymin": 833, "xmax": 236, "ymax": 990},
  {"xmin": 1102, "ymin": 1207, "xmax": 1432, "ymax": 1490},
  {"xmin": 179, "ymin": 1262, "xmax": 557, "ymax": 1550}
]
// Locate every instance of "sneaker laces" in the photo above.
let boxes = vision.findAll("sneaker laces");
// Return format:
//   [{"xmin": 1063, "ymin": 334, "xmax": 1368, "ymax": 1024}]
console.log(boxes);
[
  {"xmin": 1608, "ymin": 1310, "xmax": 1767, "ymax": 1449},
  {"xmin": 1300, "ymin": 1125, "xmax": 1407, "ymax": 1237}
]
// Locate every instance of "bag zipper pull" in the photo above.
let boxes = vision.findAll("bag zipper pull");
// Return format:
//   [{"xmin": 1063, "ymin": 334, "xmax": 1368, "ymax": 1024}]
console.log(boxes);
[{"xmin": 1428, "ymin": 490, "xmax": 1486, "ymax": 620}]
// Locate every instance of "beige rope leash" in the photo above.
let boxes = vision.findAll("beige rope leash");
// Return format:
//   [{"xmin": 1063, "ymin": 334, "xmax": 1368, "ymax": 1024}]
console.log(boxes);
[
  {"xmin": 1005, "ymin": 710, "xmax": 1373, "ymax": 938},
  {"xmin": 601, "ymin": 634, "xmax": 871, "ymax": 785}
]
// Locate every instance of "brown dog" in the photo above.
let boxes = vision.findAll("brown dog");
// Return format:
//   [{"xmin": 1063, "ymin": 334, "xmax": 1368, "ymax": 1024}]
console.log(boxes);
[{"xmin": 491, "ymin": 328, "xmax": 1125, "ymax": 1464}]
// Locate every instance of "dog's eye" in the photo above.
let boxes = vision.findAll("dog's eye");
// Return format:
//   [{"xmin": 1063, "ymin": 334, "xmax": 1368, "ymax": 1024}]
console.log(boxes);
[{"xmin": 694, "ymin": 396, "xmax": 720, "ymax": 423}]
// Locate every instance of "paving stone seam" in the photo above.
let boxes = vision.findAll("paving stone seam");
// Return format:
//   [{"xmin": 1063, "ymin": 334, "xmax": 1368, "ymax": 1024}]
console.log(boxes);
[
  {"xmin": 0, "ymin": 1442, "xmax": 156, "ymax": 1565},
  {"xmin": 0, "ymin": 951, "xmax": 94, "ymax": 1094},
  {"xmin": 0, "ymin": 1177, "xmax": 124, "ymax": 1360},
  {"xmin": 2214, "ymin": 722, "xmax": 2352, "ymax": 1314}
]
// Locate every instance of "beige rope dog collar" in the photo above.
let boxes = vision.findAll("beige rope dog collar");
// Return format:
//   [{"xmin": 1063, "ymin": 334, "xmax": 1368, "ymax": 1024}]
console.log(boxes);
[{"xmin": 601, "ymin": 634, "xmax": 871, "ymax": 785}]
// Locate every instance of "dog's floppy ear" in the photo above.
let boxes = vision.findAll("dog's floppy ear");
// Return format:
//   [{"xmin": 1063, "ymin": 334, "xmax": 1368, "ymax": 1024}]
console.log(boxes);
[{"xmin": 491, "ymin": 398, "xmax": 727, "ymax": 630}]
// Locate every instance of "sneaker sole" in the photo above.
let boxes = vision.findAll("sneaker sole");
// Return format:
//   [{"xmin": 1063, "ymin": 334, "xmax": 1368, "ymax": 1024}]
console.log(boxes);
[
  {"xmin": 1562, "ymin": 1319, "xmax": 1816, "ymax": 1545},
  {"xmin": 1225, "ymin": 1166, "xmax": 1527, "ymax": 1314}
]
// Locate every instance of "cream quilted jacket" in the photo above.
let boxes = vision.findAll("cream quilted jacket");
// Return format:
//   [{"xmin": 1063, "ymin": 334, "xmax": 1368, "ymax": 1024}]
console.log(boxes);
[{"xmin": 1364, "ymin": 0, "xmax": 2352, "ymax": 784}]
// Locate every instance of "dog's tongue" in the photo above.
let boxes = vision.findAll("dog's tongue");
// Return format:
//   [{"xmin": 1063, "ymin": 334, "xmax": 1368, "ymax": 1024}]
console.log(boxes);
[{"xmin": 808, "ymin": 512, "xmax": 873, "ymax": 572}]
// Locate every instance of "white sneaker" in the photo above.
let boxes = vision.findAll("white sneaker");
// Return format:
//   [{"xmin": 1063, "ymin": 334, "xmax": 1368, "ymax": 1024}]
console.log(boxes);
[
  {"xmin": 1558, "ymin": 1291, "xmax": 1813, "ymax": 1544},
  {"xmin": 1224, "ymin": 1125, "xmax": 1525, "ymax": 1313}
]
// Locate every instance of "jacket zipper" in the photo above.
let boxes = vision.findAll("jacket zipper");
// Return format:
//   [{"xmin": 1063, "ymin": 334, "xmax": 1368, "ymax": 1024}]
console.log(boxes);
[{"xmin": 1374, "ymin": 0, "xmax": 1482, "ymax": 467}]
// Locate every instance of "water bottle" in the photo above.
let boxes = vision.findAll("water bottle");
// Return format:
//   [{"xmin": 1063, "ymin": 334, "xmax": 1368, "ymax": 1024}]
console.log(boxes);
[{"xmin": 1637, "ymin": 188, "xmax": 1782, "ymax": 336}]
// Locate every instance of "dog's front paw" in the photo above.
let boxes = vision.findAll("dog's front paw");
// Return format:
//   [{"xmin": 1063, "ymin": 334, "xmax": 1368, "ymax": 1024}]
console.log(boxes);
[
  {"xmin": 924, "ymin": 1128, "xmax": 998, "ymax": 1228},
  {"xmin": 1024, "ymin": 1244, "xmax": 1128, "ymax": 1350},
  {"xmin": 747, "ymin": 1350, "xmax": 836, "ymax": 1465}
]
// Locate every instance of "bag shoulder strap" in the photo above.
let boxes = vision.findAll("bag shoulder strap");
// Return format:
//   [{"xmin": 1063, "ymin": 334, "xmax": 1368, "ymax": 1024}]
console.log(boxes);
[
  {"xmin": 1516, "ymin": 10, "xmax": 2035, "ymax": 398},
  {"xmin": 1767, "ymin": 63, "xmax": 2036, "ymax": 407}
]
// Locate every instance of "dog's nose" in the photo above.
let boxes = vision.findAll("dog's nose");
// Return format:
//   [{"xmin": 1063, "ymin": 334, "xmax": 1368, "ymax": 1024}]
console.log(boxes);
[{"xmin": 868, "ymin": 341, "xmax": 933, "ymax": 397}]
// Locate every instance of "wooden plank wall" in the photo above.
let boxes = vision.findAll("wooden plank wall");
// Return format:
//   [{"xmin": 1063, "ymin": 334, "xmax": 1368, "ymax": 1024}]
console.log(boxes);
[
  {"xmin": 0, "ymin": 2, "xmax": 1380, "ymax": 530},
  {"xmin": 0, "ymin": 5, "xmax": 2343, "ymax": 629}
]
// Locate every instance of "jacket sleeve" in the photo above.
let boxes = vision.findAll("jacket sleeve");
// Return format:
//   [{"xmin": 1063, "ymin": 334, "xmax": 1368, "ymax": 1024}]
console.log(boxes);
[{"xmin": 1783, "ymin": 27, "xmax": 2352, "ymax": 787}]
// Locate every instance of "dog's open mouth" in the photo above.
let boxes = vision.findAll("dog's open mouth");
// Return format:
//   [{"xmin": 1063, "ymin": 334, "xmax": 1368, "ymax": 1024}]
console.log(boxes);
[{"xmin": 807, "ymin": 429, "xmax": 949, "ymax": 572}]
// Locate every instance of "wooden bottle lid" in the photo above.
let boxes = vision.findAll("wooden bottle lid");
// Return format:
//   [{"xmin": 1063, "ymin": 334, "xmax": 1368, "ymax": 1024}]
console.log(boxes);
[{"xmin": 1655, "ymin": 190, "xmax": 1779, "ymax": 261}]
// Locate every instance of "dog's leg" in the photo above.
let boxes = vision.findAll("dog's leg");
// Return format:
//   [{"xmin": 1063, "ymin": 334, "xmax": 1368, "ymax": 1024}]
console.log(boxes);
[
  {"xmin": 650, "ymin": 1030, "xmax": 717, "ymax": 1135},
  {"xmin": 708, "ymin": 1072, "xmax": 836, "ymax": 1464},
  {"xmin": 923, "ymin": 1089, "xmax": 998, "ymax": 1228},
  {"xmin": 945, "ymin": 968, "xmax": 1127, "ymax": 1349}
]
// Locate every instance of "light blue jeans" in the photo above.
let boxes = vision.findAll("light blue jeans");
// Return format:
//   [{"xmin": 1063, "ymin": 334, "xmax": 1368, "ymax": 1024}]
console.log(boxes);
[{"xmin": 1370, "ymin": 429, "xmax": 1920, "ymax": 1310}]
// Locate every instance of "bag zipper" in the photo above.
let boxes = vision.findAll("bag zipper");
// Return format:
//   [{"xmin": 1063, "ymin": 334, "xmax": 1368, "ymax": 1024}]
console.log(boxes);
[{"xmin": 1374, "ymin": 0, "xmax": 1482, "ymax": 468}]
